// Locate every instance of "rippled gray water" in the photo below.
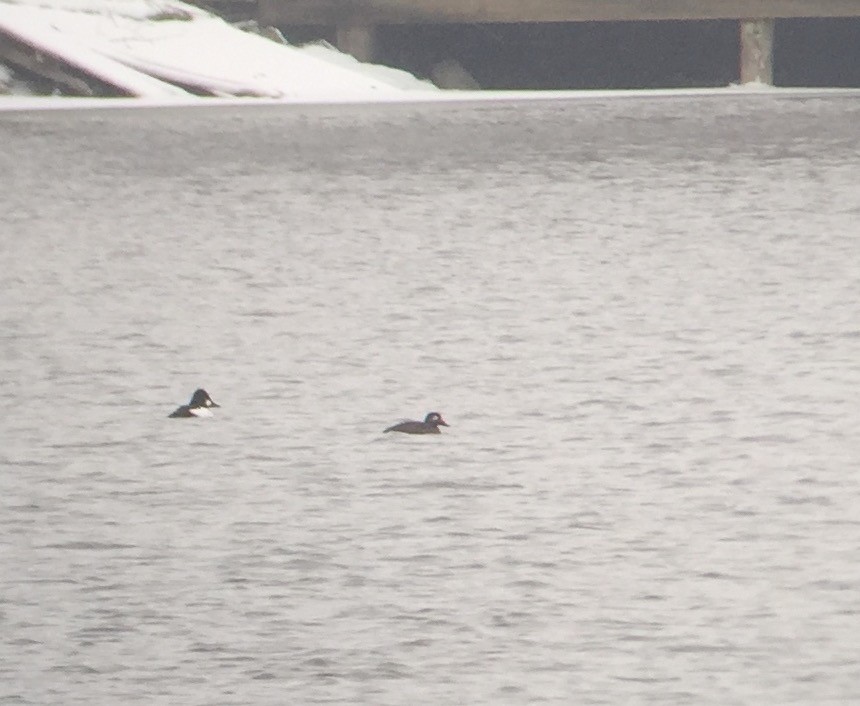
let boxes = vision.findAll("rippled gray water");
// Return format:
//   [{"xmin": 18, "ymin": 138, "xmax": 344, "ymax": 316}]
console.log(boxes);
[{"xmin": 1, "ymin": 93, "xmax": 860, "ymax": 704}]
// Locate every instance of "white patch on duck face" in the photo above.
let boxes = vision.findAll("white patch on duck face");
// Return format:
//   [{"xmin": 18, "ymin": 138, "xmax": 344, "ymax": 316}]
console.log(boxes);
[{"xmin": 189, "ymin": 406, "xmax": 215, "ymax": 417}]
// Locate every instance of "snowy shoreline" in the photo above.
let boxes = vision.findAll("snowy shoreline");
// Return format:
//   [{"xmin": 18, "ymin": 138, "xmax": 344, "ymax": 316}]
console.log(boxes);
[
  {"xmin": 3, "ymin": 85, "xmax": 860, "ymax": 114},
  {"xmin": 0, "ymin": 0, "xmax": 436, "ymax": 102}
]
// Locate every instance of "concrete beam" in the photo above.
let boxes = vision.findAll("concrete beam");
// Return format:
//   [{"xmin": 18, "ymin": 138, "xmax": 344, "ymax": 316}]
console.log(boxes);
[
  {"xmin": 259, "ymin": 0, "xmax": 860, "ymax": 26},
  {"xmin": 740, "ymin": 18, "xmax": 775, "ymax": 84}
]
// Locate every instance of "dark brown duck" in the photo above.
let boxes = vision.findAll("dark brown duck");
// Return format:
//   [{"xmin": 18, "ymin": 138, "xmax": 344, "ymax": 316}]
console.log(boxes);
[{"xmin": 383, "ymin": 412, "xmax": 449, "ymax": 434}]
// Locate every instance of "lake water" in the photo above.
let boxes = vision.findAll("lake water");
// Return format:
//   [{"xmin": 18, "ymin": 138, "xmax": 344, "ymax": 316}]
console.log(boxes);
[{"xmin": 1, "ymin": 92, "xmax": 859, "ymax": 705}]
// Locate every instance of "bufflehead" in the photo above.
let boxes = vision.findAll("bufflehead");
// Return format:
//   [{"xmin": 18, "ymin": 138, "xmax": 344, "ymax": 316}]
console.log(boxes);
[
  {"xmin": 384, "ymin": 412, "xmax": 449, "ymax": 435},
  {"xmin": 168, "ymin": 389, "xmax": 220, "ymax": 418}
]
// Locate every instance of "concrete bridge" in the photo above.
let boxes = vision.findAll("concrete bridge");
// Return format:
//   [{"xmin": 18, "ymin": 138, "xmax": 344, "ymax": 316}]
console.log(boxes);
[{"xmin": 256, "ymin": 0, "xmax": 860, "ymax": 84}]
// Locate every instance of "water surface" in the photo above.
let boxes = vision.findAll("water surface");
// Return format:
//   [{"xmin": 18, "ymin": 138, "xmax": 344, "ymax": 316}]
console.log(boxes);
[{"xmin": 1, "ymin": 93, "xmax": 860, "ymax": 704}]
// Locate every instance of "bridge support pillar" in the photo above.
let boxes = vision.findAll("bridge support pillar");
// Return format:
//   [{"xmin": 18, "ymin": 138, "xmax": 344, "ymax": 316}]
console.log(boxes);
[
  {"xmin": 739, "ymin": 18, "xmax": 774, "ymax": 84},
  {"xmin": 336, "ymin": 23, "xmax": 376, "ymax": 63}
]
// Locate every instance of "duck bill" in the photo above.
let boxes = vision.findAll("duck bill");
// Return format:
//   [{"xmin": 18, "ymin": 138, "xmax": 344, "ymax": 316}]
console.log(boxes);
[{"xmin": 439, "ymin": 420, "xmax": 449, "ymax": 426}]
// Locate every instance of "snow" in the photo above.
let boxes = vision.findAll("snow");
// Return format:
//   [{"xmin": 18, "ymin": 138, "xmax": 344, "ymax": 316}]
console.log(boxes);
[
  {"xmin": 0, "ymin": 0, "xmax": 438, "ymax": 103},
  {"xmin": 0, "ymin": 4, "xmax": 189, "ymax": 97}
]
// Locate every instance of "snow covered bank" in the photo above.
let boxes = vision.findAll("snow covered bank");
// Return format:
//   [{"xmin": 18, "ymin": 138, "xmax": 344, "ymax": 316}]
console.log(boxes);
[
  {"xmin": 0, "ymin": 0, "xmax": 437, "ymax": 101},
  {"xmin": 0, "ymin": 4, "xmax": 189, "ymax": 98}
]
